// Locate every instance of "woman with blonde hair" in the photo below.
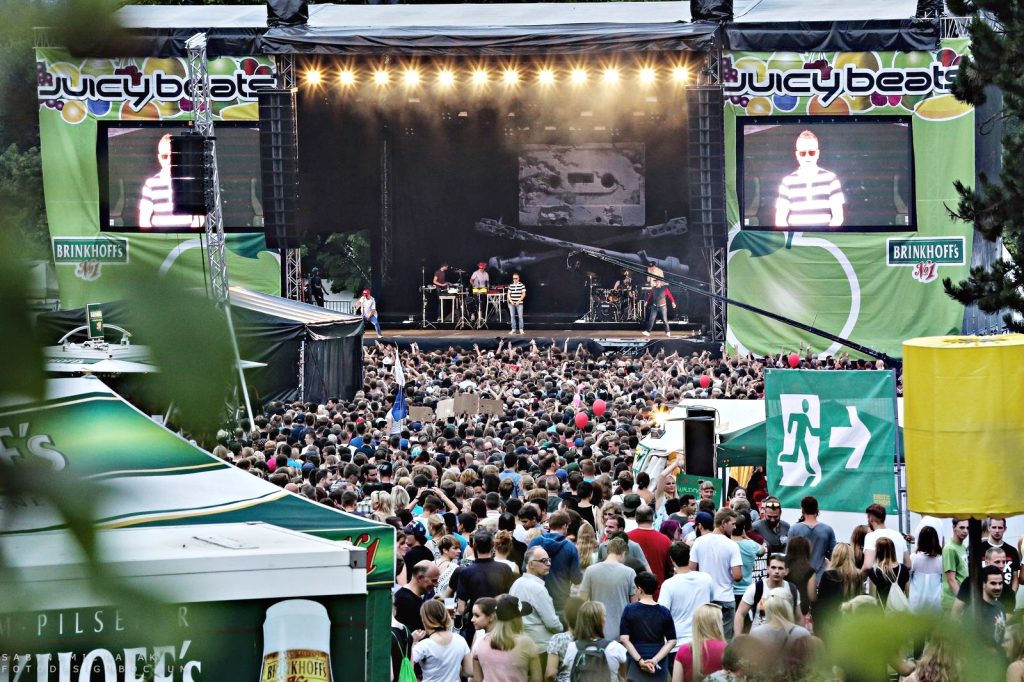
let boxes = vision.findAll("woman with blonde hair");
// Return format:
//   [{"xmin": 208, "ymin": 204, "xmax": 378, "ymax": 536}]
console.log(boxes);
[
  {"xmin": 391, "ymin": 486, "xmax": 411, "ymax": 513},
  {"xmin": 472, "ymin": 595, "xmax": 542, "ymax": 682},
  {"xmin": 426, "ymin": 514, "xmax": 447, "ymax": 560},
  {"xmin": 563, "ymin": 601, "xmax": 628, "ymax": 681},
  {"xmin": 749, "ymin": 587, "xmax": 810, "ymax": 673},
  {"xmin": 867, "ymin": 538, "xmax": 909, "ymax": 608},
  {"xmin": 1004, "ymin": 625, "xmax": 1024, "ymax": 682},
  {"xmin": 369, "ymin": 489, "xmax": 393, "ymax": 523},
  {"xmin": 412, "ymin": 599, "xmax": 471, "ymax": 682},
  {"xmin": 575, "ymin": 522, "xmax": 600, "ymax": 572},
  {"xmin": 672, "ymin": 604, "xmax": 727, "ymax": 682},
  {"xmin": 814, "ymin": 542, "xmax": 862, "ymax": 639}
]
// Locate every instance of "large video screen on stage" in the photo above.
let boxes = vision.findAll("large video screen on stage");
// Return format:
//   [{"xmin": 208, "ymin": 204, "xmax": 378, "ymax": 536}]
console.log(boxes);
[
  {"xmin": 738, "ymin": 116, "xmax": 916, "ymax": 232},
  {"xmin": 98, "ymin": 122, "xmax": 263, "ymax": 233}
]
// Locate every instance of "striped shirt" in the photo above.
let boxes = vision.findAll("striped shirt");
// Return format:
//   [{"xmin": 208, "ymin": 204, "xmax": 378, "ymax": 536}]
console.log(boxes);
[
  {"xmin": 776, "ymin": 167, "xmax": 844, "ymax": 227},
  {"xmin": 139, "ymin": 173, "xmax": 202, "ymax": 230},
  {"xmin": 507, "ymin": 281, "xmax": 526, "ymax": 304}
]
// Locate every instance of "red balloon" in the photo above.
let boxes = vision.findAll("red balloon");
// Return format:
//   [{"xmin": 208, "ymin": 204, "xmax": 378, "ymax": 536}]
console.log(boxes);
[
  {"xmin": 575, "ymin": 412, "xmax": 589, "ymax": 429},
  {"xmin": 699, "ymin": 375, "xmax": 711, "ymax": 389},
  {"xmin": 788, "ymin": 352, "xmax": 800, "ymax": 368},
  {"xmin": 593, "ymin": 399, "xmax": 607, "ymax": 416}
]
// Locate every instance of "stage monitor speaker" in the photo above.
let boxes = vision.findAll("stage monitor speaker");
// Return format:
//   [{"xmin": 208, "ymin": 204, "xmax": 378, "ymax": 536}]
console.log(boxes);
[
  {"xmin": 258, "ymin": 88, "xmax": 300, "ymax": 250},
  {"xmin": 684, "ymin": 416, "xmax": 716, "ymax": 478},
  {"xmin": 690, "ymin": 0, "xmax": 733, "ymax": 22},
  {"xmin": 169, "ymin": 133, "xmax": 212, "ymax": 215},
  {"xmin": 267, "ymin": 0, "xmax": 308, "ymax": 27}
]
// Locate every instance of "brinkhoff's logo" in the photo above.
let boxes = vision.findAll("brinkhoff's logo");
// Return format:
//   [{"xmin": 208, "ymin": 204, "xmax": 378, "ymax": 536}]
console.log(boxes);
[
  {"xmin": 723, "ymin": 60, "xmax": 959, "ymax": 107},
  {"xmin": 37, "ymin": 69, "xmax": 275, "ymax": 111}
]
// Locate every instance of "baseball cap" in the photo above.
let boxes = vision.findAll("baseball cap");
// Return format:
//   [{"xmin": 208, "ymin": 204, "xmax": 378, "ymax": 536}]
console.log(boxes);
[
  {"xmin": 695, "ymin": 511, "xmax": 714, "ymax": 530},
  {"xmin": 403, "ymin": 521, "xmax": 428, "ymax": 542},
  {"xmin": 622, "ymin": 493, "xmax": 643, "ymax": 514}
]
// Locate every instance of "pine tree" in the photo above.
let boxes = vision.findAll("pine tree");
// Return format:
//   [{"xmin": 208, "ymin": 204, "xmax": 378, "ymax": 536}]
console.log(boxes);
[{"xmin": 943, "ymin": 0, "xmax": 1024, "ymax": 331}]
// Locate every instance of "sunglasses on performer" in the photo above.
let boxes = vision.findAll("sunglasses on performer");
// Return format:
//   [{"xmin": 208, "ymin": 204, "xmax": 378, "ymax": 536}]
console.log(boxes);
[{"xmin": 797, "ymin": 149, "xmax": 819, "ymax": 157}]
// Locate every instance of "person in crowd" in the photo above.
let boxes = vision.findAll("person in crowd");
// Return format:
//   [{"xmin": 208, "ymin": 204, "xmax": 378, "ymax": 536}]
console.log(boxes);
[
  {"xmin": 787, "ymin": 495, "xmax": 835, "ymax": 580},
  {"xmin": 734, "ymin": 553, "xmax": 800, "ymax": 636},
  {"xmin": 562, "ymin": 601, "xmax": 629, "ymax": 681},
  {"xmin": 748, "ymin": 587, "xmax": 810, "ymax": 674},
  {"xmin": 527, "ymin": 511, "xmax": 581, "ymax": 616},
  {"xmin": 1005, "ymin": 625, "xmax": 1024, "ymax": 682},
  {"xmin": 983, "ymin": 517, "xmax": 1020, "ymax": 612},
  {"xmin": 473, "ymin": 594, "xmax": 542, "ymax": 682},
  {"xmin": 751, "ymin": 496, "xmax": 788, "ymax": 555},
  {"xmin": 395, "ymin": 560, "xmax": 440, "ymax": 633},
  {"xmin": 866, "ymin": 537, "xmax": 910, "ymax": 608},
  {"xmin": 908, "ymin": 525, "xmax": 943, "ymax": 614},
  {"xmin": 599, "ymin": 514, "xmax": 651, "ymax": 570},
  {"xmin": 671, "ymin": 604, "xmax": 727, "ymax": 682},
  {"xmin": 402, "ymin": 521, "xmax": 436, "ymax": 584},
  {"xmin": 412, "ymin": 599, "xmax": 472, "ymax": 682},
  {"xmin": 942, "ymin": 518, "xmax": 970, "ymax": 611},
  {"xmin": 576, "ymin": 521, "xmax": 601, "ymax": 573},
  {"xmin": 730, "ymin": 511, "xmax": 765, "ymax": 607},
  {"xmin": 784, "ymin": 536, "xmax": 816, "ymax": 622},
  {"xmin": 849, "ymin": 524, "xmax": 869, "ymax": 571},
  {"xmin": 620, "ymin": 571, "xmax": 677, "ymax": 682},
  {"xmin": 436, "ymin": 534, "xmax": 462, "ymax": 598},
  {"xmin": 456, "ymin": 529, "xmax": 516, "ymax": 642},
  {"xmin": 469, "ymin": 596, "xmax": 498, "ymax": 650},
  {"xmin": 579, "ymin": 536, "xmax": 637, "ymax": 640},
  {"xmin": 813, "ymin": 543, "xmax": 861, "ymax": 638},
  {"xmin": 509, "ymin": 545, "xmax": 564, "ymax": 666},
  {"xmin": 689, "ymin": 509, "xmax": 742, "ymax": 639},
  {"xmin": 494, "ymin": 529, "xmax": 521, "ymax": 576},
  {"xmin": 545, "ymin": 597, "xmax": 585, "ymax": 682},
  {"xmin": 861, "ymin": 503, "xmax": 910, "ymax": 571},
  {"xmin": 658, "ymin": 541, "xmax": 713, "ymax": 650},
  {"xmin": 629, "ymin": 505, "xmax": 675, "ymax": 592}
]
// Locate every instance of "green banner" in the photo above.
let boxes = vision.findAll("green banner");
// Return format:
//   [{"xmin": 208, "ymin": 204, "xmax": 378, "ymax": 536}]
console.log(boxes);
[
  {"xmin": 765, "ymin": 370, "xmax": 898, "ymax": 513},
  {"xmin": 35, "ymin": 50, "xmax": 281, "ymax": 308},
  {"xmin": 723, "ymin": 42, "xmax": 975, "ymax": 359}
]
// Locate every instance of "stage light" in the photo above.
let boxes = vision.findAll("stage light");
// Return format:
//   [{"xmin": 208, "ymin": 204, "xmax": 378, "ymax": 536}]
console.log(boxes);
[
  {"xmin": 638, "ymin": 67, "xmax": 657, "ymax": 85},
  {"xmin": 403, "ymin": 69, "xmax": 421, "ymax": 87},
  {"xmin": 502, "ymin": 69, "xmax": 520, "ymax": 86},
  {"xmin": 437, "ymin": 69, "xmax": 456, "ymax": 88},
  {"xmin": 373, "ymin": 70, "xmax": 390, "ymax": 86},
  {"xmin": 471, "ymin": 69, "xmax": 489, "ymax": 85},
  {"xmin": 602, "ymin": 67, "xmax": 620, "ymax": 84},
  {"xmin": 537, "ymin": 68, "xmax": 556, "ymax": 86},
  {"xmin": 570, "ymin": 68, "xmax": 588, "ymax": 85},
  {"xmin": 672, "ymin": 66, "xmax": 689, "ymax": 83},
  {"xmin": 304, "ymin": 69, "xmax": 322, "ymax": 86},
  {"xmin": 338, "ymin": 69, "xmax": 356, "ymax": 86}
]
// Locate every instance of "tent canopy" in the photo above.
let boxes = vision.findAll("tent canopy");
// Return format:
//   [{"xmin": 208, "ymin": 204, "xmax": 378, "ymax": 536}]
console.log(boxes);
[
  {"xmin": 35, "ymin": 288, "xmax": 364, "ymax": 403},
  {"xmin": 100, "ymin": 0, "xmax": 937, "ymax": 57}
]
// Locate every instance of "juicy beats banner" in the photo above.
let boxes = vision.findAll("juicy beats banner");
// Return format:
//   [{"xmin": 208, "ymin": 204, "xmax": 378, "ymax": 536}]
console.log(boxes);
[
  {"xmin": 724, "ymin": 41, "xmax": 975, "ymax": 359},
  {"xmin": 36, "ymin": 49, "xmax": 282, "ymax": 309}
]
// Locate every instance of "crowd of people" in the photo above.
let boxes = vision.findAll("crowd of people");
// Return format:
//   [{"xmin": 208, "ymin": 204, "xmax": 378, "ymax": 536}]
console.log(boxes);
[{"xmin": 214, "ymin": 342, "xmax": 1020, "ymax": 681}]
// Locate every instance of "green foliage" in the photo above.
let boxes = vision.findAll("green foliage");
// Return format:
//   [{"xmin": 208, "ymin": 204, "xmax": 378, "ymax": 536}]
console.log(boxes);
[
  {"xmin": 305, "ymin": 230, "xmax": 372, "ymax": 294},
  {"xmin": 0, "ymin": 145, "xmax": 49, "ymax": 260},
  {"xmin": 944, "ymin": 0, "xmax": 1024, "ymax": 332}
]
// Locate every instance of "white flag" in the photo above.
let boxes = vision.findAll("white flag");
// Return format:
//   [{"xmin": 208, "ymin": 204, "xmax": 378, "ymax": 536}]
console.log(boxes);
[{"xmin": 393, "ymin": 351, "xmax": 405, "ymax": 387}]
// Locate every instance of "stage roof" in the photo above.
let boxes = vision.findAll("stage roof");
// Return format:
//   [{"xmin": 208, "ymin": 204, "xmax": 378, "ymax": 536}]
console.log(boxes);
[{"xmin": 106, "ymin": 1, "xmax": 939, "ymax": 57}]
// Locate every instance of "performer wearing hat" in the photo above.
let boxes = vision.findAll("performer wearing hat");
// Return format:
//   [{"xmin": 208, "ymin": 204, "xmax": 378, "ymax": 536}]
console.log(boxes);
[
  {"xmin": 354, "ymin": 288, "xmax": 382, "ymax": 337},
  {"xmin": 469, "ymin": 261, "xmax": 490, "ymax": 292},
  {"xmin": 307, "ymin": 266, "xmax": 325, "ymax": 307}
]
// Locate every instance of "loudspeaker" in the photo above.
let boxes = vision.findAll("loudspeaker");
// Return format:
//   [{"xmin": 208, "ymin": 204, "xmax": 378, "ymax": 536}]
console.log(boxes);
[
  {"xmin": 258, "ymin": 88, "xmax": 300, "ymax": 249},
  {"xmin": 690, "ymin": 0, "xmax": 733, "ymax": 21},
  {"xmin": 169, "ymin": 133, "xmax": 211, "ymax": 215},
  {"xmin": 684, "ymin": 416, "xmax": 716, "ymax": 477},
  {"xmin": 687, "ymin": 405, "xmax": 717, "ymax": 421},
  {"xmin": 267, "ymin": 0, "xmax": 308, "ymax": 27}
]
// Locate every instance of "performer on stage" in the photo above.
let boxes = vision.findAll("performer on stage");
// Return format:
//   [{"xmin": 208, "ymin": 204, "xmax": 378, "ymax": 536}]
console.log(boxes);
[
  {"xmin": 646, "ymin": 261, "xmax": 665, "ymax": 287},
  {"xmin": 354, "ymin": 288, "xmax": 382, "ymax": 338},
  {"xmin": 613, "ymin": 269, "xmax": 635, "ymax": 291},
  {"xmin": 307, "ymin": 267, "xmax": 325, "ymax": 307},
  {"xmin": 469, "ymin": 262, "xmax": 490, "ymax": 291},
  {"xmin": 506, "ymin": 273, "xmax": 526, "ymax": 335},
  {"xmin": 432, "ymin": 263, "xmax": 449, "ymax": 288},
  {"xmin": 642, "ymin": 281, "xmax": 675, "ymax": 337}
]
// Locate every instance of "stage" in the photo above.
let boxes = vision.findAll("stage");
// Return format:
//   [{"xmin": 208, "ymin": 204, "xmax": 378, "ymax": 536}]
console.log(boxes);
[{"xmin": 364, "ymin": 325, "xmax": 718, "ymax": 355}]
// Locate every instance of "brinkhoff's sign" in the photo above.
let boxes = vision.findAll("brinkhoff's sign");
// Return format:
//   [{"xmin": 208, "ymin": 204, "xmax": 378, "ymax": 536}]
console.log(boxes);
[{"xmin": 724, "ymin": 60, "xmax": 959, "ymax": 107}]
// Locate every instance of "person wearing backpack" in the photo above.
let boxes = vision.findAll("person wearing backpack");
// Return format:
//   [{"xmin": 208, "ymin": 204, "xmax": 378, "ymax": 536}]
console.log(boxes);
[
  {"xmin": 733, "ymin": 554, "xmax": 801, "ymax": 635},
  {"xmin": 866, "ymin": 538, "xmax": 909, "ymax": 610},
  {"xmin": 563, "ymin": 601, "xmax": 628, "ymax": 682}
]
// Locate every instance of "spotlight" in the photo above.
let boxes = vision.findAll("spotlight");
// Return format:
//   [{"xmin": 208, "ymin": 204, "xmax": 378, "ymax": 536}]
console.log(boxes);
[
  {"xmin": 672, "ymin": 66, "xmax": 689, "ymax": 83},
  {"xmin": 570, "ymin": 68, "xmax": 588, "ymax": 85},
  {"xmin": 437, "ymin": 69, "xmax": 456, "ymax": 88},
  {"xmin": 471, "ymin": 69, "xmax": 489, "ymax": 85},
  {"xmin": 373, "ymin": 70, "xmax": 390, "ymax": 86},
  {"xmin": 537, "ymin": 68, "xmax": 556, "ymax": 86},
  {"xmin": 338, "ymin": 69, "xmax": 356, "ymax": 86},
  {"xmin": 602, "ymin": 67, "xmax": 620, "ymax": 84},
  {"xmin": 638, "ymin": 67, "xmax": 657, "ymax": 85},
  {"xmin": 502, "ymin": 69, "xmax": 520, "ymax": 86},
  {"xmin": 304, "ymin": 69, "xmax": 322, "ymax": 86},
  {"xmin": 403, "ymin": 69, "xmax": 421, "ymax": 86}
]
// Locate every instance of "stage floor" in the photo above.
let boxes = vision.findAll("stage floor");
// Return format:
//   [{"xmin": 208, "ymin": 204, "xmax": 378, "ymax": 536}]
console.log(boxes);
[{"xmin": 364, "ymin": 326, "xmax": 718, "ymax": 355}]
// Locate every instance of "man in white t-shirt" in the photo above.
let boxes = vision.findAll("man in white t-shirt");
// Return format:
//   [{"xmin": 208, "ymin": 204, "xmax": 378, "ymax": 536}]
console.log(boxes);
[
  {"xmin": 658, "ymin": 541, "xmax": 713, "ymax": 648},
  {"xmin": 689, "ymin": 508, "xmax": 742, "ymax": 639},
  {"xmin": 862, "ymin": 503, "xmax": 909, "ymax": 571}
]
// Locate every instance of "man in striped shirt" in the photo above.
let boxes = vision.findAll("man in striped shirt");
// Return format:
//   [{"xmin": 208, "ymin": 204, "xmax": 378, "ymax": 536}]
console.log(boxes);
[
  {"xmin": 138, "ymin": 134, "xmax": 204, "ymax": 231},
  {"xmin": 774, "ymin": 130, "xmax": 845, "ymax": 229},
  {"xmin": 506, "ymin": 272, "xmax": 526, "ymax": 334}
]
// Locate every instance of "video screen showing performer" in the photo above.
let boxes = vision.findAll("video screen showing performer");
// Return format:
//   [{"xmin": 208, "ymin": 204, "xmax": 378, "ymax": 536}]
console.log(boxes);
[
  {"xmin": 99, "ymin": 122, "xmax": 263, "ymax": 233},
  {"xmin": 739, "ymin": 116, "xmax": 915, "ymax": 232}
]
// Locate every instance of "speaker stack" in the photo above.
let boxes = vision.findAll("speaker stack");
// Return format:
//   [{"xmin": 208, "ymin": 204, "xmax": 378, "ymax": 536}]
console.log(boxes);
[
  {"xmin": 684, "ymin": 406, "xmax": 717, "ymax": 477},
  {"xmin": 258, "ymin": 88, "xmax": 301, "ymax": 249}
]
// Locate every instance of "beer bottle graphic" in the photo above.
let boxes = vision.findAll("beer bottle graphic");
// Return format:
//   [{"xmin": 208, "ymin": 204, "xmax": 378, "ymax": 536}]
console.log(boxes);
[{"xmin": 260, "ymin": 599, "xmax": 333, "ymax": 682}]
